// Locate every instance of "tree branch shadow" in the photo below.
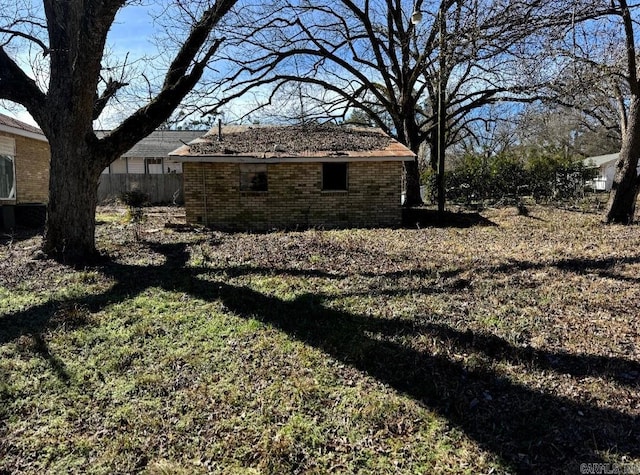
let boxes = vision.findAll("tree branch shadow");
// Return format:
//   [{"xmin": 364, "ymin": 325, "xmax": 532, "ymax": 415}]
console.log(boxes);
[
  {"xmin": 382, "ymin": 320, "xmax": 640, "ymax": 387},
  {"xmin": 31, "ymin": 333, "xmax": 72, "ymax": 384},
  {"xmin": 201, "ymin": 283, "xmax": 639, "ymax": 472},
  {"xmin": 1, "ymin": 241, "xmax": 638, "ymax": 473},
  {"xmin": 494, "ymin": 254, "xmax": 640, "ymax": 284},
  {"xmin": 402, "ymin": 208, "xmax": 498, "ymax": 228}
]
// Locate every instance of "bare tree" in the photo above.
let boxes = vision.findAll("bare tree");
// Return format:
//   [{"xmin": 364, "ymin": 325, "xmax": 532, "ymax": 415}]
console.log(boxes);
[
  {"xmin": 504, "ymin": 103, "xmax": 621, "ymax": 159},
  {"xmin": 598, "ymin": 0, "xmax": 640, "ymax": 223},
  {"xmin": 0, "ymin": 0, "xmax": 238, "ymax": 260},
  {"xmin": 226, "ymin": 0, "xmax": 577, "ymax": 208},
  {"xmin": 538, "ymin": 0, "xmax": 640, "ymax": 222}
]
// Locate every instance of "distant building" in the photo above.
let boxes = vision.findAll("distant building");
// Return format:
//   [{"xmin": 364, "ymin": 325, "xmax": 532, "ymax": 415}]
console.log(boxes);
[
  {"xmin": 583, "ymin": 153, "xmax": 640, "ymax": 192},
  {"xmin": 96, "ymin": 129, "xmax": 203, "ymax": 204},
  {"xmin": 169, "ymin": 124, "xmax": 415, "ymax": 230},
  {"xmin": 98, "ymin": 130, "xmax": 203, "ymax": 175}
]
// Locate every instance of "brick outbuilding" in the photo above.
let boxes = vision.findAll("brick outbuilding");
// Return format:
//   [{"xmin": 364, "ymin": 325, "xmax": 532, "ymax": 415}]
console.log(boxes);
[{"xmin": 169, "ymin": 124, "xmax": 415, "ymax": 231}]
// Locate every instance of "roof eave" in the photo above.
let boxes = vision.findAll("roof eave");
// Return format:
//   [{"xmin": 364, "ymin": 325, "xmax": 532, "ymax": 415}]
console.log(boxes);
[
  {"xmin": 168, "ymin": 153, "xmax": 415, "ymax": 163},
  {"xmin": 0, "ymin": 124, "xmax": 48, "ymax": 142}
]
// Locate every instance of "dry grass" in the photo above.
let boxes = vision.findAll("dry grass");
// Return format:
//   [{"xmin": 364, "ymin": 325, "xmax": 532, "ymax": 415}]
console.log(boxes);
[{"xmin": 0, "ymin": 205, "xmax": 638, "ymax": 474}]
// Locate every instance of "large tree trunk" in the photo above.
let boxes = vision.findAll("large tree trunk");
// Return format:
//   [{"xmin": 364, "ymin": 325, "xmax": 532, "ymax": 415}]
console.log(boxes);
[
  {"xmin": 0, "ymin": 0, "xmax": 236, "ymax": 263},
  {"xmin": 400, "ymin": 117, "xmax": 424, "ymax": 207},
  {"xmin": 43, "ymin": 136, "xmax": 102, "ymax": 260},
  {"xmin": 404, "ymin": 158, "xmax": 423, "ymax": 207},
  {"xmin": 605, "ymin": 98, "xmax": 640, "ymax": 224}
]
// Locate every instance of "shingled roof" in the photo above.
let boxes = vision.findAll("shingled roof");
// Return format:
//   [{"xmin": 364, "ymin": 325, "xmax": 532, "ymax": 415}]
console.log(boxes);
[
  {"xmin": 583, "ymin": 153, "xmax": 619, "ymax": 168},
  {"xmin": 96, "ymin": 129, "xmax": 204, "ymax": 158},
  {"xmin": 170, "ymin": 124, "xmax": 415, "ymax": 162},
  {"xmin": 0, "ymin": 113, "xmax": 46, "ymax": 141}
]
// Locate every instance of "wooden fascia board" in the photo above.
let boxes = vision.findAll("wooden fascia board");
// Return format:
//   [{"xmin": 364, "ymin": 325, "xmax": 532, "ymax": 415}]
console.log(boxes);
[
  {"xmin": 168, "ymin": 154, "xmax": 415, "ymax": 163},
  {"xmin": 0, "ymin": 124, "xmax": 47, "ymax": 142}
]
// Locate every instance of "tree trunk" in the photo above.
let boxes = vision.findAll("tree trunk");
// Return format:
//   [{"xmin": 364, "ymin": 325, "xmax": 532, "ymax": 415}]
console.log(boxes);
[
  {"xmin": 404, "ymin": 158, "xmax": 423, "ymax": 207},
  {"xmin": 425, "ymin": 138, "xmax": 438, "ymax": 204},
  {"xmin": 604, "ymin": 98, "xmax": 640, "ymax": 224},
  {"xmin": 44, "ymin": 136, "xmax": 102, "ymax": 261},
  {"xmin": 399, "ymin": 118, "xmax": 424, "ymax": 207}
]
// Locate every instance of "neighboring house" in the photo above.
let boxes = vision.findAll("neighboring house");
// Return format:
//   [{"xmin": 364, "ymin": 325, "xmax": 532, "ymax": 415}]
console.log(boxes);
[
  {"xmin": 97, "ymin": 129, "xmax": 203, "ymax": 203},
  {"xmin": 583, "ymin": 153, "xmax": 640, "ymax": 192},
  {"xmin": 584, "ymin": 153, "xmax": 619, "ymax": 191},
  {"xmin": 169, "ymin": 124, "xmax": 415, "ymax": 230},
  {"xmin": 0, "ymin": 113, "xmax": 50, "ymax": 229}
]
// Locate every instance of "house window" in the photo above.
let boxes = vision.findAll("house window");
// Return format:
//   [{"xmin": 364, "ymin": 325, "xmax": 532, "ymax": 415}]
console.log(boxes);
[
  {"xmin": 146, "ymin": 158, "xmax": 163, "ymax": 174},
  {"xmin": 322, "ymin": 162, "xmax": 348, "ymax": 191},
  {"xmin": 239, "ymin": 164, "xmax": 268, "ymax": 191},
  {"xmin": 0, "ymin": 155, "xmax": 16, "ymax": 199},
  {"xmin": 0, "ymin": 137, "xmax": 16, "ymax": 200}
]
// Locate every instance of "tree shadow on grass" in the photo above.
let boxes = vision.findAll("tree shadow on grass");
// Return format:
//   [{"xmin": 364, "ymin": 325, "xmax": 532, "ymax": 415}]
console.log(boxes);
[
  {"xmin": 391, "ymin": 320, "xmax": 640, "ymax": 387},
  {"xmin": 202, "ymin": 285, "xmax": 639, "ymax": 473},
  {"xmin": 402, "ymin": 208, "xmax": 497, "ymax": 228},
  {"xmin": 0, "ymin": 227, "xmax": 43, "ymax": 245},
  {"xmin": 1, "ymin": 241, "xmax": 639, "ymax": 473},
  {"xmin": 30, "ymin": 333, "xmax": 72, "ymax": 384},
  {"xmin": 494, "ymin": 253, "xmax": 640, "ymax": 285}
]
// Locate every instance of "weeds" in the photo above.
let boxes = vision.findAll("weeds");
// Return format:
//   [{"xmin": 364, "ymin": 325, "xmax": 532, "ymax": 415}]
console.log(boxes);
[
  {"xmin": 121, "ymin": 190, "xmax": 149, "ymax": 241},
  {"xmin": 0, "ymin": 205, "xmax": 638, "ymax": 474}
]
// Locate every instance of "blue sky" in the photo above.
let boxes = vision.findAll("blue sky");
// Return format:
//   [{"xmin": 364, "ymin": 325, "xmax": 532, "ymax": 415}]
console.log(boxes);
[
  {"xmin": 108, "ymin": 4, "xmax": 157, "ymax": 57},
  {"xmin": 2, "ymin": 2, "xmax": 264, "ymax": 128},
  {"xmin": 1, "ymin": 3, "xmax": 159, "ymax": 127}
]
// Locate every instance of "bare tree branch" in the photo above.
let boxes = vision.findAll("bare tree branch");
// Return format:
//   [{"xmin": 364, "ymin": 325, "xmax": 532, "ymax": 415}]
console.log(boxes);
[
  {"xmin": 93, "ymin": 77, "xmax": 130, "ymax": 120},
  {"xmin": 0, "ymin": 46, "xmax": 46, "ymax": 116},
  {"xmin": 101, "ymin": 1, "xmax": 234, "ymax": 164},
  {"xmin": 0, "ymin": 27, "xmax": 49, "ymax": 54}
]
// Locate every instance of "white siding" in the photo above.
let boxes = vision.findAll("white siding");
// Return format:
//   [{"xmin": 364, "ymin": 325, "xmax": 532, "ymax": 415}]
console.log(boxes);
[
  {"xmin": 146, "ymin": 158, "xmax": 163, "ymax": 174},
  {"xmin": 110, "ymin": 159, "xmax": 127, "ymax": 174},
  {"xmin": 104, "ymin": 157, "xmax": 184, "ymax": 175},
  {"xmin": 127, "ymin": 157, "xmax": 145, "ymax": 174}
]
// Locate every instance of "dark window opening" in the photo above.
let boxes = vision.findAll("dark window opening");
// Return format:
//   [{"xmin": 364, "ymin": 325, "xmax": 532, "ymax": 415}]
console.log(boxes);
[
  {"xmin": 0, "ymin": 155, "xmax": 16, "ymax": 199},
  {"xmin": 322, "ymin": 162, "xmax": 348, "ymax": 191},
  {"xmin": 240, "ymin": 164, "xmax": 268, "ymax": 191}
]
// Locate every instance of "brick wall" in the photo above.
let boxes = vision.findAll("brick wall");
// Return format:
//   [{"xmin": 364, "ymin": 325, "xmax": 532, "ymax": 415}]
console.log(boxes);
[
  {"xmin": 0, "ymin": 131, "xmax": 50, "ymax": 204},
  {"xmin": 183, "ymin": 161, "xmax": 403, "ymax": 230}
]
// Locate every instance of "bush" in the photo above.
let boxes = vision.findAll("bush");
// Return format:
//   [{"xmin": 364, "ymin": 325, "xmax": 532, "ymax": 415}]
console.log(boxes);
[
  {"xmin": 425, "ymin": 153, "xmax": 492, "ymax": 204},
  {"xmin": 120, "ymin": 190, "xmax": 149, "ymax": 241},
  {"xmin": 427, "ymin": 149, "xmax": 594, "ymax": 206},
  {"xmin": 490, "ymin": 154, "xmax": 529, "ymax": 199},
  {"xmin": 120, "ymin": 189, "xmax": 149, "ymax": 208}
]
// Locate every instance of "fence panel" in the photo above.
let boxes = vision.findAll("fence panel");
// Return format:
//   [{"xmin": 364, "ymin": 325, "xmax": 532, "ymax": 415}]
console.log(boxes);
[{"xmin": 98, "ymin": 174, "xmax": 184, "ymax": 204}]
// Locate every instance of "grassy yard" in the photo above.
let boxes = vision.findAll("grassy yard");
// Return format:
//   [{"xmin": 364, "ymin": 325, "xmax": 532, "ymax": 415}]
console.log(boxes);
[{"xmin": 1, "ymin": 205, "xmax": 639, "ymax": 474}]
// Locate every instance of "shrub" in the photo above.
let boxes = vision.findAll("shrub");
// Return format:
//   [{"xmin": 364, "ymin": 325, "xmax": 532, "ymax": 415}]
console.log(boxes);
[
  {"xmin": 120, "ymin": 189, "xmax": 149, "ymax": 208},
  {"xmin": 432, "ymin": 149, "xmax": 593, "ymax": 206},
  {"xmin": 490, "ymin": 154, "xmax": 529, "ymax": 199},
  {"xmin": 120, "ymin": 190, "xmax": 149, "ymax": 241}
]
